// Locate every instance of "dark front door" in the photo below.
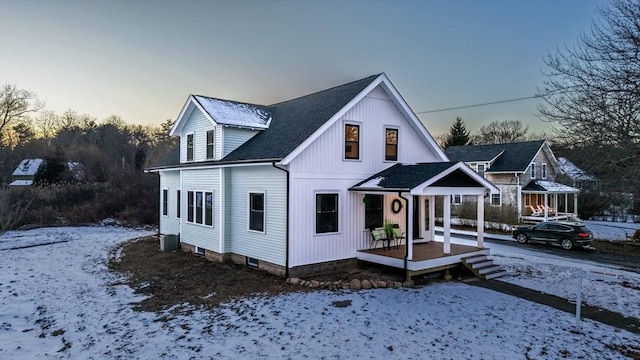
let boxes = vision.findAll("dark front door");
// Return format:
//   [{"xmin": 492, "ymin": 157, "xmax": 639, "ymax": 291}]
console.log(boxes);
[{"xmin": 413, "ymin": 196, "xmax": 421, "ymax": 239}]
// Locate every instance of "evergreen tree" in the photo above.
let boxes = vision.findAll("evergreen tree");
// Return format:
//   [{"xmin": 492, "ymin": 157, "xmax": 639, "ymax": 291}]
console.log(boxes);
[{"xmin": 444, "ymin": 117, "xmax": 470, "ymax": 149}]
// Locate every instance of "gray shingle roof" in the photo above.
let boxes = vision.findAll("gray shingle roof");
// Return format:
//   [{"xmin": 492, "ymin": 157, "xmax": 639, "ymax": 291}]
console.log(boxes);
[
  {"xmin": 351, "ymin": 162, "xmax": 483, "ymax": 190},
  {"xmin": 149, "ymin": 74, "xmax": 381, "ymax": 169},
  {"xmin": 445, "ymin": 140, "xmax": 545, "ymax": 173}
]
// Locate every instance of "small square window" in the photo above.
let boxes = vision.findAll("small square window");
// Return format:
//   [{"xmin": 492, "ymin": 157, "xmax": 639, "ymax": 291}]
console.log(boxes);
[
  {"xmin": 452, "ymin": 194, "xmax": 462, "ymax": 205},
  {"xmin": 246, "ymin": 257, "xmax": 259, "ymax": 268},
  {"xmin": 491, "ymin": 193, "xmax": 501, "ymax": 206}
]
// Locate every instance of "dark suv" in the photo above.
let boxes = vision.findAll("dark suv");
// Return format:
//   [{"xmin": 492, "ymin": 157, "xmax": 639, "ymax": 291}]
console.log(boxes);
[{"xmin": 512, "ymin": 221, "xmax": 594, "ymax": 250}]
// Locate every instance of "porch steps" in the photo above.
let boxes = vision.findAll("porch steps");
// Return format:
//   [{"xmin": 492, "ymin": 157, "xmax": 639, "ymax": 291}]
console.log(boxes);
[{"xmin": 462, "ymin": 254, "xmax": 507, "ymax": 280}]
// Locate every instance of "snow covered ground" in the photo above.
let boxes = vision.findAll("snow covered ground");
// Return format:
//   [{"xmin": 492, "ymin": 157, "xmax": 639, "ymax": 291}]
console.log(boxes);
[
  {"xmin": 1, "ymin": 227, "xmax": 639, "ymax": 359},
  {"xmin": 585, "ymin": 220, "xmax": 640, "ymax": 241}
]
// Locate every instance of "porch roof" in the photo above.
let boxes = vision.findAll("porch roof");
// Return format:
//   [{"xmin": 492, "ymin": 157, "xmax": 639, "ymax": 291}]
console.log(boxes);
[
  {"xmin": 522, "ymin": 180, "xmax": 579, "ymax": 193},
  {"xmin": 349, "ymin": 161, "xmax": 499, "ymax": 195}
]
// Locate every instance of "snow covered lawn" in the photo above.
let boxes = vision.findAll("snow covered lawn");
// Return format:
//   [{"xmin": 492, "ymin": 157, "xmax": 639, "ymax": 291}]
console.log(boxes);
[
  {"xmin": 586, "ymin": 220, "xmax": 640, "ymax": 241},
  {"xmin": 1, "ymin": 227, "xmax": 639, "ymax": 359}
]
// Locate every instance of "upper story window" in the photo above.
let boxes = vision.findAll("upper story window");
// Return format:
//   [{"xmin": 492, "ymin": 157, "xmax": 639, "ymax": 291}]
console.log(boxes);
[
  {"xmin": 316, "ymin": 193, "xmax": 339, "ymax": 234},
  {"xmin": 249, "ymin": 192, "xmax": 265, "ymax": 232},
  {"xmin": 491, "ymin": 192, "xmax": 501, "ymax": 206},
  {"xmin": 542, "ymin": 163, "xmax": 548, "ymax": 179},
  {"xmin": 344, "ymin": 124, "xmax": 360, "ymax": 160},
  {"xmin": 206, "ymin": 130, "xmax": 215, "ymax": 160},
  {"xmin": 530, "ymin": 163, "xmax": 536, "ymax": 179},
  {"xmin": 186, "ymin": 134, "xmax": 194, "ymax": 161},
  {"xmin": 477, "ymin": 164, "xmax": 485, "ymax": 177},
  {"xmin": 385, "ymin": 128, "xmax": 398, "ymax": 161}
]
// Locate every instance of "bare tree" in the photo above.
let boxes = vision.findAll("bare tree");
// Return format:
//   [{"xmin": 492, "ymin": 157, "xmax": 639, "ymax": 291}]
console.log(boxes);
[
  {"xmin": 473, "ymin": 120, "xmax": 529, "ymax": 144},
  {"xmin": 34, "ymin": 110, "xmax": 59, "ymax": 139},
  {"xmin": 538, "ymin": 0, "xmax": 640, "ymax": 207},
  {"xmin": 0, "ymin": 84, "xmax": 44, "ymax": 147}
]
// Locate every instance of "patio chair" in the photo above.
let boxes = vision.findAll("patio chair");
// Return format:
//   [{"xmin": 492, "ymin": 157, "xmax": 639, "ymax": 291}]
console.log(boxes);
[
  {"xmin": 392, "ymin": 227, "xmax": 405, "ymax": 249},
  {"xmin": 527, "ymin": 205, "xmax": 543, "ymax": 216},
  {"xmin": 370, "ymin": 228, "xmax": 388, "ymax": 250},
  {"xmin": 626, "ymin": 229, "xmax": 640, "ymax": 242}
]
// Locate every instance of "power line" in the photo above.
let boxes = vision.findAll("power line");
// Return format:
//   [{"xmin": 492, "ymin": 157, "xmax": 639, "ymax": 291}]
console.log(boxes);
[{"xmin": 416, "ymin": 94, "xmax": 542, "ymax": 114}]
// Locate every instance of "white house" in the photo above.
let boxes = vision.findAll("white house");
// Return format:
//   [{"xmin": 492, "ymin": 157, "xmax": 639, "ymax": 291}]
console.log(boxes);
[{"xmin": 148, "ymin": 74, "xmax": 499, "ymax": 279}]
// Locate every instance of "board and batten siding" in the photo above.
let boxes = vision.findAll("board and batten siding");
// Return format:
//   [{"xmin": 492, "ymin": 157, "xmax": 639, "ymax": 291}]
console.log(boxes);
[
  {"xmin": 222, "ymin": 127, "xmax": 259, "ymax": 157},
  {"xmin": 180, "ymin": 168, "xmax": 222, "ymax": 252},
  {"xmin": 225, "ymin": 165, "xmax": 287, "ymax": 266},
  {"xmin": 287, "ymin": 85, "xmax": 442, "ymax": 266},
  {"xmin": 159, "ymin": 170, "xmax": 180, "ymax": 236}
]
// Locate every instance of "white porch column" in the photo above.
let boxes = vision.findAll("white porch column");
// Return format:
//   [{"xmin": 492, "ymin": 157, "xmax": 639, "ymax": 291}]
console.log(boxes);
[
  {"xmin": 554, "ymin": 194, "xmax": 558, "ymax": 218},
  {"xmin": 407, "ymin": 195, "xmax": 413, "ymax": 261},
  {"xmin": 544, "ymin": 194, "xmax": 549, "ymax": 221},
  {"xmin": 443, "ymin": 195, "xmax": 451, "ymax": 254},
  {"xmin": 429, "ymin": 195, "xmax": 435, "ymax": 242},
  {"xmin": 419, "ymin": 196, "xmax": 426, "ymax": 239},
  {"xmin": 574, "ymin": 193, "xmax": 578, "ymax": 218},
  {"xmin": 476, "ymin": 194, "xmax": 485, "ymax": 248}
]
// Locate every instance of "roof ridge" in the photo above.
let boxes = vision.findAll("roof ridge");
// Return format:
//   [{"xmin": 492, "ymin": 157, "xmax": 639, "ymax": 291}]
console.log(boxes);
[
  {"xmin": 268, "ymin": 74, "xmax": 381, "ymax": 107},
  {"xmin": 191, "ymin": 94, "xmax": 271, "ymax": 109}
]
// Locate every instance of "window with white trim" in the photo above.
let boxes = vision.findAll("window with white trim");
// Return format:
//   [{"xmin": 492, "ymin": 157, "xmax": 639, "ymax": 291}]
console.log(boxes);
[
  {"xmin": 344, "ymin": 124, "xmax": 359, "ymax": 160},
  {"xmin": 530, "ymin": 163, "xmax": 536, "ymax": 179},
  {"xmin": 187, "ymin": 190, "xmax": 213, "ymax": 226},
  {"xmin": 385, "ymin": 128, "xmax": 398, "ymax": 161},
  {"xmin": 186, "ymin": 133, "xmax": 194, "ymax": 161},
  {"xmin": 542, "ymin": 163, "xmax": 548, "ymax": 179},
  {"xmin": 477, "ymin": 164, "xmax": 485, "ymax": 177},
  {"xmin": 249, "ymin": 192, "xmax": 265, "ymax": 232},
  {"xmin": 206, "ymin": 130, "xmax": 215, "ymax": 159},
  {"xmin": 316, "ymin": 193, "xmax": 339, "ymax": 234},
  {"xmin": 491, "ymin": 192, "xmax": 501, "ymax": 206},
  {"xmin": 176, "ymin": 190, "xmax": 181, "ymax": 218},
  {"xmin": 162, "ymin": 189, "xmax": 168, "ymax": 216},
  {"xmin": 452, "ymin": 194, "xmax": 462, "ymax": 205}
]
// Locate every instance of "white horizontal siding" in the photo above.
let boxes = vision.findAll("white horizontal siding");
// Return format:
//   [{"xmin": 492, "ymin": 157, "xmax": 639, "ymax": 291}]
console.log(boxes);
[
  {"xmin": 222, "ymin": 127, "xmax": 259, "ymax": 157},
  {"xmin": 180, "ymin": 108, "xmax": 213, "ymax": 163},
  {"xmin": 159, "ymin": 170, "xmax": 180, "ymax": 236},
  {"xmin": 225, "ymin": 165, "xmax": 286, "ymax": 266},
  {"xmin": 180, "ymin": 168, "xmax": 222, "ymax": 252}
]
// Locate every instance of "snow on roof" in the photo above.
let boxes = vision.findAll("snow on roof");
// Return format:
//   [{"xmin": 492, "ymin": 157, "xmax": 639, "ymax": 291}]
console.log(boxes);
[
  {"xmin": 355, "ymin": 176, "xmax": 385, "ymax": 189},
  {"xmin": 193, "ymin": 95, "xmax": 271, "ymax": 129},
  {"xmin": 558, "ymin": 157, "xmax": 595, "ymax": 181},
  {"xmin": 9, "ymin": 180, "xmax": 33, "ymax": 186},
  {"xmin": 535, "ymin": 180, "xmax": 578, "ymax": 193},
  {"xmin": 12, "ymin": 159, "xmax": 43, "ymax": 176}
]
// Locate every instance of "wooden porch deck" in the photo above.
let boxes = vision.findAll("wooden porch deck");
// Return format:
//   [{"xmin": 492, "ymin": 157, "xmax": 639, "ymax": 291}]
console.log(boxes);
[{"xmin": 357, "ymin": 241, "xmax": 489, "ymax": 277}]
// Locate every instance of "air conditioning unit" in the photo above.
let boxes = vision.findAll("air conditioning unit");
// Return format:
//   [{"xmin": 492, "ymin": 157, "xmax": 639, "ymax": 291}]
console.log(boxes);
[{"xmin": 159, "ymin": 234, "xmax": 179, "ymax": 252}]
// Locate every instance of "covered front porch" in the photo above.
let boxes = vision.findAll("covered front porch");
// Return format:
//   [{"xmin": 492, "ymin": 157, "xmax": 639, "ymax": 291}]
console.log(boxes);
[
  {"xmin": 350, "ymin": 162, "xmax": 500, "ymax": 279},
  {"xmin": 521, "ymin": 180, "xmax": 579, "ymax": 222}
]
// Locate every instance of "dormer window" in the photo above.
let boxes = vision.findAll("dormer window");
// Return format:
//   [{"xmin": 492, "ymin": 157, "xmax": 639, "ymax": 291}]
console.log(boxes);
[
  {"xmin": 345, "ymin": 124, "xmax": 360, "ymax": 160},
  {"xmin": 186, "ymin": 134, "xmax": 194, "ymax": 161},
  {"xmin": 206, "ymin": 130, "xmax": 215, "ymax": 159},
  {"xmin": 477, "ymin": 164, "xmax": 485, "ymax": 177},
  {"xmin": 531, "ymin": 163, "xmax": 536, "ymax": 179},
  {"xmin": 385, "ymin": 128, "xmax": 398, "ymax": 161}
]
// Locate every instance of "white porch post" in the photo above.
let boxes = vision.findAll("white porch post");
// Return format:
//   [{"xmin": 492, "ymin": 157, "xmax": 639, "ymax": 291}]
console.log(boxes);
[
  {"xmin": 544, "ymin": 193, "xmax": 549, "ymax": 221},
  {"xmin": 419, "ymin": 195, "xmax": 426, "ymax": 239},
  {"xmin": 444, "ymin": 195, "xmax": 451, "ymax": 254},
  {"xmin": 554, "ymin": 194, "xmax": 558, "ymax": 219},
  {"xmin": 476, "ymin": 194, "xmax": 485, "ymax": 248},
  {"xmin": 407, "ymin": 195, "xmax": 413, "ymax": 261},
  {"xmin": 574, "ymin": 193, "xmax": 578, "ymax": 218},
  {"xmin": 429, "ymin": 195, "xmax": 435, "ymax": 242}
]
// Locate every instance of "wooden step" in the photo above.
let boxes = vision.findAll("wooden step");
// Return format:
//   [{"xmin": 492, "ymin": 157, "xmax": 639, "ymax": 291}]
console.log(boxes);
[
  {"xmin": 463, "ymin": 255, "xmax": 488, "ymax": 264},
  {"xmin": 471, "ymin": 260, "xmax": 494, "ymax": 269},
  {"xmin": 462, "ymin": 253, "xmax": 507, "ymax": 280},
  {"xmin": 484, "ymin": 270, "xmax": 508, "ymax": 280},
  {"xmin": 478, "ymin": 265, "xmax": 502, "ymax": 275}
]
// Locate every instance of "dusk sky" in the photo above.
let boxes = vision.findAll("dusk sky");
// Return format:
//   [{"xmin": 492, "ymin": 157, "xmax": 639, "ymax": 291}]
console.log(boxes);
[{"xmin": 0, "ymin": 0, "xmax": 604, "ymax": 136}]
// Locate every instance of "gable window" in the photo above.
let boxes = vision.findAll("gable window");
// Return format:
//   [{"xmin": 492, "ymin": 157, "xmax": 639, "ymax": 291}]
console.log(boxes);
[
  {"xmin": 162, "ymin": 189, "xmax": 168, "ymax": 216},
  {"xmin": 344, "ymin": 124, "xmax": 360, "ymax": 160},
  {"xmin": 385, "ymin": 128, "xmax": 398, "ymax": 161},
  {"xmin": 491, "ymin": 192, "xmax": 501, "ymax": 206},
  {"xmin": 187, "ymin": 191, "xmax": 194, "ymax": 222},
  {"xmin": 316, "ymin": 193, "xmax": 339, "ymax": 234},
  {"xmin": 452, "ymin": 194, "xmax": 462, "ymax": 205},
  {"xmin": 176, "ymin": 190, "xmax": 181, "ymax": 218},
  {"xmin": 542, "ymin": 163, "xmax": 548, "ymax": 179},
  {"xmin": 477, "ymin": 164, "xmax": 485, "ymax": 177},
  {"xmin": 364, "ymin": 194, "xmax": 383, "ymax": 230},
  {"xmin": 187, "ymin": 190, "xmax": 213, "ymax": 226},
  {"xmin": 206, "ymin": 130, "xmax": 215, "ymax": 159},
  {"xmin": 186, "ymin": 134, "xmax": 194, "ymax": 161},
  {"xmin": 530, "ymin": 163, "xmax": 536, "ymax": 179},
  {"xmin": 249, "ymin": 192, "xmax": 265, "ymax": 232}
]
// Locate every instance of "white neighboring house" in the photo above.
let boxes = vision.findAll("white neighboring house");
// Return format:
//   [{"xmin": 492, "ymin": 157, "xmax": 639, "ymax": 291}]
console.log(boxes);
[
  {"xmin": 148, "ymin": 74, "xmax": 499, "ymax": 279},
  {"xmin": 10, "ymin": 159, "xmax": 84, "ymax": 186}
]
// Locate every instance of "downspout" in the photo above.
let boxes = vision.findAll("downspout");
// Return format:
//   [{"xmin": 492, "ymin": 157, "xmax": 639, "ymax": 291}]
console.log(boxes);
[
  {"xmin": 272, "ymin": 162, "xmax": 290, "ymax": 278},
  {"xmin": 398, "ymin": 191, "xmax": 409, "ymax": 282}
]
